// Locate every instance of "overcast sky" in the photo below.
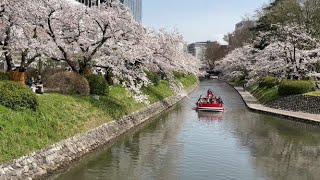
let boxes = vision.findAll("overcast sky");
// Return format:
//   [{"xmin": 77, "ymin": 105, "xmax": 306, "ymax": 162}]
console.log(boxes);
[{"xmin": 142, "ymin": 0, "xmax": 270, "ymax": 44}]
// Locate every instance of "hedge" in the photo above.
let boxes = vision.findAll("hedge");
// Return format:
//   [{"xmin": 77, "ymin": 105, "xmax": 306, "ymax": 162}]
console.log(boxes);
[
  {"xmin": 46, "ymin": 72, "xmax": 90, "ymax": 96},
  {"xmin": 259, "ymin": 76, "xmax": 279, "ymax": 88},
  {"xmin": 278, "ymin": 80, "xmax": 314, "ymax": 96},
  {"xmin": 145, "ymin": 71, "xmax": 161, "ymax": 85},
  {"xmin": 173, "ymin": 71, "xmax": 186, "ymax": 79},
  {"xmin": 85, "ymin": 74, "xmax": 109, "ymax": 96},
  {"xmin": 0, "ymin": 81, "xmax": 38, "ymax": 110},
  {"xmin": 0, "ymin": 72, "xmax": 9, "ymax": 81}
]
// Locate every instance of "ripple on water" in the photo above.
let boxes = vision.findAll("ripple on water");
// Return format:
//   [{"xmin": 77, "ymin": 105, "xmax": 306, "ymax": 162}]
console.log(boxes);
[{"xmin": 55, "ymin": 80, "xmax": 320, "ymax": 180}]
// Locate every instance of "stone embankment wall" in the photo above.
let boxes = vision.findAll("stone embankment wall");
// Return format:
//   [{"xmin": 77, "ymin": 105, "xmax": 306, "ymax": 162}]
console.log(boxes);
[
  {"xmin": 0, "ymin": 83, "xmax": 198, "ymax": 180},
  {"xmin": 266, "ymin": 95, "xmax": 320, "ymax": 114}
]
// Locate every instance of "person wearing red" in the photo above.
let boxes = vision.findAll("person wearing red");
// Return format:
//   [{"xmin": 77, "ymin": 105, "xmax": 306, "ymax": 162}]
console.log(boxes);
[{"xmin": 207, "ymin": 89, "xmax": 213, "ymax": 98}]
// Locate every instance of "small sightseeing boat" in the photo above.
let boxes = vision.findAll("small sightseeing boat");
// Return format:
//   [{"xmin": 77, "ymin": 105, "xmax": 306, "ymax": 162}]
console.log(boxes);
[{"xmin": 196, "ymin": 90, "xmax": 224, "ymax": 112}]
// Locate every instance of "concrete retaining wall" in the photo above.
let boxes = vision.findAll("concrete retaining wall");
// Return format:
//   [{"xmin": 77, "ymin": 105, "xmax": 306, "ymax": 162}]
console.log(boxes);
[
  {"xmin": 266, "ymin": 95, "xmax": 320, "ymax": 114},
  {"xmin": 223, "ymin": 81, "xmax": 320, "ymax": 125},
  {"xmin": 0, "ymin": 83, "xmax": 198, "ymax": 180}
]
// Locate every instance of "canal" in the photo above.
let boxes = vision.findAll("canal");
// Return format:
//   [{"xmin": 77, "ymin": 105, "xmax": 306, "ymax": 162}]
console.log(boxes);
[{"xmin": 55, "ymin": 79, "xmax": 320, "ymax": 180}]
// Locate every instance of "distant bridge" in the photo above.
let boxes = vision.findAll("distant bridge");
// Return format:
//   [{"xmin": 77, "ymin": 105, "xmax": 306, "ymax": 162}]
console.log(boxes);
[{"xmin": 206, "ymin": 70, "xmax": 221, "ymax": 76}]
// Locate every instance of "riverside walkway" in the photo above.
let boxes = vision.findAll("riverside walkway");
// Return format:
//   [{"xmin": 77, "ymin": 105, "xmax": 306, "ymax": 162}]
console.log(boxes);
[{"xmin": 233, "ymin": 86, "xmax": 320, "ymax": 124}]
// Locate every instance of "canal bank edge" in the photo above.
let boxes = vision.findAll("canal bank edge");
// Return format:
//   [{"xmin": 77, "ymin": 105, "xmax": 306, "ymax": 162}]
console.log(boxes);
[
  {"xmin": 223, "ymin": 80, "xmax": 320, "ymax": 125},
  {"xmin": 0, "ymin": 81, "xmax": 199, "ymax": 180}
]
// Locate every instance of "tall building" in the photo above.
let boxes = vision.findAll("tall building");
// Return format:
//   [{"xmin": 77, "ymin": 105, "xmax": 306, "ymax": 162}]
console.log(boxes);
[
  {"xmin": 75, "ymin": 0, "xmax": 142, "ymax": 22},
  {"xmin": 187, "ymin": 42, "xmax": 209, "ymax": 60},
  {"xmin": 120, "ymin": 0, "xmax": 142, "ymax": 23}
]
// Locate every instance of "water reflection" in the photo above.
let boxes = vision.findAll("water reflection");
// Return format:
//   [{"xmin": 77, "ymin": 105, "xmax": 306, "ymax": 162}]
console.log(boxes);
[
  {"xmin": 56, "ymin": 106, "xmax": 186, "ymax": 180},
  {"xmin": 232, "ymin": 115, "xmax": 320, "ymax": 180},
  {"xmin": 197, "ymin": 111, "xmax": 223, "ymax": 121},
  {"xmin": 56, "ymin": 79, "xmax": 320, "ymax": 180}
]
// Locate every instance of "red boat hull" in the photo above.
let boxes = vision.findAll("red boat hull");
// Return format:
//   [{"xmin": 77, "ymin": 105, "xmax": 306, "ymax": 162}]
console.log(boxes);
[
  {"xmin": 196, "ymin": 97, "xmax": 224, "ymax": 112},
  {"xmin": 196, "ymin": 104, "xmax": 224, "ymax": 112}
]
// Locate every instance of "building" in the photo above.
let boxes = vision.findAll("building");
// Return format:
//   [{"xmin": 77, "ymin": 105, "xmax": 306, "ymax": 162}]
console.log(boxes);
[
  {"xmin": 120, "ymin": 0, "xmax": 142, "ymax": 23},
  {"xmin": 75, "ymin": 0, "xmax": 142, "ymax": 22},
  {"xmin": 187, "ymin": 42, "xmax": 209, "ymax": 60}
]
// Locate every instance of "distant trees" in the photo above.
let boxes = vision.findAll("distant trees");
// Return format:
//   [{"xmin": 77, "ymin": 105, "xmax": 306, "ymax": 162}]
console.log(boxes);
[
  {"xmin": 223, "ymin": 20, "xmax": 255, "ymax": 49},
  {"xmin": 204, "ymin": 41, "xmax": 230, "ymax": 69},
  {"xmin": 303, "ymin": 0, "xmax": 320, "ymax": 35}
]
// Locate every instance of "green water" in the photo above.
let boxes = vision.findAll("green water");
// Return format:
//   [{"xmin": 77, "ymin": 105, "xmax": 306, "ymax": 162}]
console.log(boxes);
[{"xmin": 55, "ymin": 80, "xmax": 320, "ymax": 180}]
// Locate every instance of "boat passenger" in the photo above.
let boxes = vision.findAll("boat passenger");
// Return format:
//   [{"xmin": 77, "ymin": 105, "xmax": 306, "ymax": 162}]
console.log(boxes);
[{"xmin": 207, "ymin": 89, "xmax": 213, "ymax": 98}]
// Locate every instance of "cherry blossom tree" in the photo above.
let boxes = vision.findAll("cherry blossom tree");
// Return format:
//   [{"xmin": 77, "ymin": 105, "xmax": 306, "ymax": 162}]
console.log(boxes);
[
  {"xmin": 0, "ymin": 0, "xmax": 43, "ymax": 71},
  {"xmin": 214, "ymin": 45, "xmax": 257, "ymax": 80},
  {"xmin": 0, "ymin": 0, "xmax": 200, "ymax": 100},
  {"xmin": 216, "ymin": 23, "xmax": 320, "ymax": 82},
  {"xmin": 272, "ymin": 23, "xmax": 319, "ymax": 79},
  {"xmin": 145, "ymin": 29, "xmax": 200, "ymax": 76}
]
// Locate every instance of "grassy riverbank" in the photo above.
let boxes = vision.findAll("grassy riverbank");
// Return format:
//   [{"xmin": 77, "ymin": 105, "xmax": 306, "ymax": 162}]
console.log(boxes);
[
  {"xmin": 176, "ymin": 74, "xmax": 199, "ymax": 90},
  {"xmin": 248, "ymin": 84, "xmax": 279, "ymax": 104},
  {"xmin": 247, "ymin": 78, "xmax": 318, "ymax": 103},
  {"xmin": 0, "ymin": 75, "xmax": 198, "ymax": 163},
  {"xmin": 305, "ymin": 90, "xmax": 320, "ymax": 97}
]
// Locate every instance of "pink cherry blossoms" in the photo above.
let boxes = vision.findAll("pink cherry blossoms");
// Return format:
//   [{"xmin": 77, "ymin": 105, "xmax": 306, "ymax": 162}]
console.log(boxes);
[
  {"xmin": 0, "ymin": 0, "xmax": 200, "ymax": 99},
  {"xmin": 215, "ymin": 23, "xmax": 320, "ymax": 83}
]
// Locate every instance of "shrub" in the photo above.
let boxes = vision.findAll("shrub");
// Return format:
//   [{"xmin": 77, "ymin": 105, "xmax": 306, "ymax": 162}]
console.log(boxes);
[
  {"xmin": 42, "ymin": 68, "xmax": 65, "ymax": 86},
  {"xmin": 259, "ymin": 76, "xmax": 279, "ymax": 88},
  {"xmin": 173, "ymin": 71, "xmax": 186, "ymax": 79},
  {"xmin": 228, "ymin": 71, "xmax": 246, "ymax": 85},
  {"xmin": 278, "ymin": 80, "xmax": 314, "ymax": 96},
  {"xmin": 235, "ymin": 74, "xmax": 246, "ymax": 85},
  {"xmin": 25, "ymin": 68, "xmax": 38, "ymax": 79},
  {"xmin": 46, "ymin": 72, "xmax": 90, "ymax": 96},
  {"xmin": 104, "ymin": 71, "xmax": 114, "ymax": 86},
  {"xmin": 145, "ymin": 71, "xmax": 160, "ymax": 85},
  {"xmin": 0, "ymin": 72, "xmax": 9, "ymax": 80},
  {"xmin": 85, "ymin": 74, "xmax": 109, "ymax": 96},
  {"xmin": 0, "ymin": 81, "xmax": 38, "ymax": 110}
]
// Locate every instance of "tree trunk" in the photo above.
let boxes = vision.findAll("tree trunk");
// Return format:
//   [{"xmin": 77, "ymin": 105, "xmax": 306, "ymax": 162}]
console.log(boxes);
[
  {"xmin": 4, "ymin": 22, "xmax": 14, "ymax": 72},
  {"xmin": 78, "ymin": 60, "xmax": 89, "ymax": 75},
  {"xmin": 19, "ymin": 50, "xmax": 28, "ymax": 72},
  {"xmin": 4, "ymin": 53, "xmax": 14, "ymax": 72},
  {"xmin": 293, "ymin": 45, "xmax": 296, "ymax": 64}
]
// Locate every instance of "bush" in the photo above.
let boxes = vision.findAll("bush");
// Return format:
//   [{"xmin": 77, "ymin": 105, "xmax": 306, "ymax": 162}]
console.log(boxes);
[
  {"xmin": 259, "ymin": 76, "xmax": 279, "ymax": 88},
  {"xmin": 0, "ymin": 81, "xmax": 38, "ymax": 110},
  {"xmin": 25, "ymin": 68, "xmax": 38, "ymax": 80},
  {"xmin": 46, "ymin": 72, "xmax": 90, "ymax": 96},
  {"xmin": 228, "ymin": 71, "xmax": 246, "ymax": 85},
  {"xmin": 173, "ymin": 71, "xmax": 186, "ymax": 79},
  {"xmin": 85, "ymin": 74, "xmax": 109, "ymax": 96},
  {"xmin": 42, "ymin": 68, "xmax": 65, "ymax": 86},
  {"xmin": 278, "ymin": 80, "xmax": 314, "ymax": 96},
  {"xmin": 235, "ymin": 74, "xmax": 246, "ymax": 85},
  {"xmin": 145, "ymin": 71, "xmax": 160, "ymax": 85},
  {"xmin": 0, "ymin": 72, "xmax": 9, "ymax": 80}
]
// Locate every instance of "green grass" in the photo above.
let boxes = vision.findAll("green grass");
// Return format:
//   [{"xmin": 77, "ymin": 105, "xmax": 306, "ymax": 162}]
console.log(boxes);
[
  {"xmin": 305, "ymin": 90, "xmax": 320, "ymax": 97},
  {"xmin": 250, "ymin": 85, "xmax": 279, "ymax": 104},
  {"xmin": 0, "ymin": 86, "xmax": 146, "ymax": 162},
  {"xmin": 142, "ymin": 80, "xmax": 174, "ymax": 103},
  {"xmin": 0, "ymin": 76, "xmax": 198, "ymax": 163},
  {"xmin": 176, "ymin": 74, "xmax": 198, "ymax": 90}
]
